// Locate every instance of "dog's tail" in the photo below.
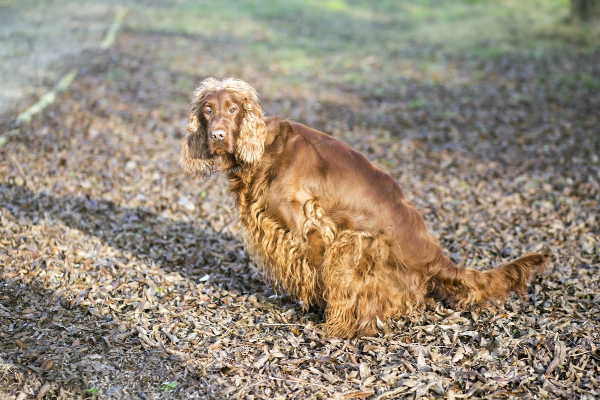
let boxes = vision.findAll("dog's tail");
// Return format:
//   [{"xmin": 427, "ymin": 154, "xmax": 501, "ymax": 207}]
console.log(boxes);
[{"xmin": 430, "ymin": 250, "xmax": 550, "ymax": 307}]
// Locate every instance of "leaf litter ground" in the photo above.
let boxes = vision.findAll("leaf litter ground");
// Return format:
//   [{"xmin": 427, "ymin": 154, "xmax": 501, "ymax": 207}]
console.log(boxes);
[{"xmin": 1, "ymin": 6, "xmax": 600, "ymax": 400}]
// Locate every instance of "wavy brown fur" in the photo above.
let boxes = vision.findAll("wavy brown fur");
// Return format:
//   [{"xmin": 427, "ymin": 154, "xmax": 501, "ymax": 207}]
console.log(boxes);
[
  {"xmin": 181, "ymin": 77, "xmax": 550, "ymax": 338},
  {"xmin": 430, "ymin": 252, "xmax": 550, "ymax": 307}
]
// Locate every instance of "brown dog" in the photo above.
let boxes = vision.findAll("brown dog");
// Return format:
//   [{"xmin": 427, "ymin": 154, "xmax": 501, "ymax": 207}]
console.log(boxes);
[{"xmin": 180, "ymin": 77, "xmax": 549, "ymax": 338}]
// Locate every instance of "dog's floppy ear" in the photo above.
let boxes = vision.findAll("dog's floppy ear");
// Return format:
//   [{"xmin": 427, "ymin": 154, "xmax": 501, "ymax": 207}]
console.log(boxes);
[
  {"xmin": 235, "ymin": 87, "xmax": 267, "ymax": 165},
  {"xmin": 180, "ymin": 79, "xmax": 216, "ymax": 176},
  {"xmin": 263, "ymin": 116, "xmax": 280, "ymax": 147}
]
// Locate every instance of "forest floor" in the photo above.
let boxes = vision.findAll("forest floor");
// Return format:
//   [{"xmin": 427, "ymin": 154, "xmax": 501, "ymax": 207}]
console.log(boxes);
[{"xmin": 1, "ymin": 1, "xmax": 599, "ymax": 399}]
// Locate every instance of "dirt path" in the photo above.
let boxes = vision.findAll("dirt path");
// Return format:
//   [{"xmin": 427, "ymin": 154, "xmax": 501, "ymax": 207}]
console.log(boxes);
[{"xmin": 0, "ymin": 0, "xmax": 126, "ymax": 116}]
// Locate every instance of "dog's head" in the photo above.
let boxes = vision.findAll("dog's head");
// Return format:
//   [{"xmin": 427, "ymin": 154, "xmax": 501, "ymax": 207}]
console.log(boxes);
[{"xmin": 180, "ymin": 77, "xmax": 267, "ymax": 176}]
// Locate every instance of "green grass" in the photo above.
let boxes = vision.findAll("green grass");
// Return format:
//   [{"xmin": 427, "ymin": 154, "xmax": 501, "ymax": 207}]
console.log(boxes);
[
  {"xmin": 128, "ymin": 0, "xmax": 577, "ymax": 54},
  {"xmin": 83, "ymin": 387, "xmax": 99, "ymax": 396},
  {"xmin": 125, "ymin": 0, "xmax": 595, "ymax": 89},
  {"xmin": 558, "ymin": 70, "xmax": 600, "ymax": 89},
  {"xmin": 159, "ymin": 381, "xmax": 178, "ymax": 391}
]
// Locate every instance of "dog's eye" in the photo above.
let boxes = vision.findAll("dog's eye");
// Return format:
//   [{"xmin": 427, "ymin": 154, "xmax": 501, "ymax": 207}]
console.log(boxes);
[
  {"xmin": 228, "ymin": 107, "xmax": 236, "ymax": 113},
  {"xmin": 204, "ymin": 108, "xmax": 212, "ymax": 116}
]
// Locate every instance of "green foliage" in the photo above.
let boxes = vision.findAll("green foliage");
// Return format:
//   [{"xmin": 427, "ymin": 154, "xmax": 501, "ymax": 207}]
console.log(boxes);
[
  {"xmin": 579, "ymin": 71, "xmax": 600, "ymax": 89},
  {"xmin": 407, "ymin": 97, "xmax": 429, "ymax": 110},
  {"xmin": 559, "ymin": 71, "xmax": 600, "ymax": 89},
  {"xmin": 159, "ymin": 381, "xmax": 178, "ymax": 391},
  {"xmin": 83, "ymin": 387, "xmax": 99, "ymax": 396}
]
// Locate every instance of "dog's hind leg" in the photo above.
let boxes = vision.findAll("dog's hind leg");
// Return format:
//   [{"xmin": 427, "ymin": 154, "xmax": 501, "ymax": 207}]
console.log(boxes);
[{"xmin": 320, "ymin": 230, "xmax": 426, "ymax": 337}]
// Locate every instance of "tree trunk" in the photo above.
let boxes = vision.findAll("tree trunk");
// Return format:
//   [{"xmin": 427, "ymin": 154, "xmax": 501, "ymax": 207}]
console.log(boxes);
[{"xmin": 570, "ymin": 0, "xmax": 600, "ymax": 23}]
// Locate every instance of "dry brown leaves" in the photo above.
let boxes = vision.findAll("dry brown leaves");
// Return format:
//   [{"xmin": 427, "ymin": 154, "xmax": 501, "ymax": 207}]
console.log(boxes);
[{"xmin": 1, "ymin": 21, "xmax": 599, "ymax": 400}]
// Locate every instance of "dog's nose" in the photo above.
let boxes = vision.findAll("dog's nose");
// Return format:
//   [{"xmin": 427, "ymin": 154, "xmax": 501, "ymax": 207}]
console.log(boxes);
[{"xmin": 211, "ymin": 129, "xmax": 226, "ymax": 141}]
